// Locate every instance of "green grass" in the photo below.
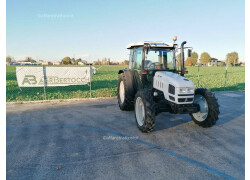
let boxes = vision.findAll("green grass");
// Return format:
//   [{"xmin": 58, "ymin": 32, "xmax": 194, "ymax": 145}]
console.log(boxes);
[
  {"xmin": 185, "ymin": 66, "xmax": 245, "ymax": 91},
  {"xmin": 6, "ymin": 65, "xmax": 245, "ymax": 102}
]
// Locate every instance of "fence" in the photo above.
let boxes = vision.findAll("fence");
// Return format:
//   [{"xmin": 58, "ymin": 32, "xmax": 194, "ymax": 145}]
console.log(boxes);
[
  {"xmin": 6, "ymin": 65, "xmax": 245, "ymax": 102},
  {"xmin": 186, "ymin": 65, "xmax": 245, "ymax": 91}
]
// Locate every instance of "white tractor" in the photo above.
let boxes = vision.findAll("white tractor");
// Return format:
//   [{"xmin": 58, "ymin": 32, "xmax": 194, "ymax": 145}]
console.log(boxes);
[{"xmin": 117, "ymin": 37, "xmax": 220, "ymax": 133}]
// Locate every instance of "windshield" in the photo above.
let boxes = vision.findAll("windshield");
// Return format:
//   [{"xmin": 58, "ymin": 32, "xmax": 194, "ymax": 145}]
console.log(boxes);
[{"xmin": 145, "ymin": 48, "xmax": 175, "ymax": 70}]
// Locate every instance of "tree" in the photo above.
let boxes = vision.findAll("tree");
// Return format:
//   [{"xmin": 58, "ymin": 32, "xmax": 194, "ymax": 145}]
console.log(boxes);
[
  {"xmin": 217, "ymin": 61, "xmax": 225, "ymax": 66},
  {"xmin": 75, "ymin": 59, "xmax": 79, "ymax": 65},
  {"xmin": 82, "ymin": 60, "xmax": 87, "ymax": 64},
  {"xmin": 25, "ymin": 57, "xmax": 36, "ymax": 63},
  {"xmin": 190, "ymin": 52, "xmax": 198, "ymax": 65},
  {"xmin": 176, "ymin": 53, "xmax": 181, "ymax": 68},
  {"xmin": 6, "ymin": 56, "xmax": 12, "ymax": 63},
  {"xmin": 184, "ymin": 52, "xmax": 199, "ymax": 66},
  {"xmin": 200, "ymin": 52, "xmax": 211, "ymax": 65},
  {"xmin": 61, "ymin": 56, "xmax": 71, "ymax": 65},
  {"xmin": 185, "ymin": 57, "xmax": 192, "ymax": 66},
  {"xmin": 71, "ymin": 58, "xmax": 76, "ymax": 64},
  {"xmin": 123, "ymin": 60, "xmax": 129, "ymax": 65},
  {"xmin": 76, "ymin": 58, "xmax": 81, "ymax": 65},
  {"xmin": 76, "ymin": 58, "xmax": 82, "ymax": 62},
  {"xmin": 93, "ymin": 59, "xmax": 101, "ymax": 65},
  {"xmin": 102, "ymin": 57, "xmax": 108, "ymax": 65},
  {"xmin": 226, "ymin": 52, "xmax": 239, "ymax": 66}
]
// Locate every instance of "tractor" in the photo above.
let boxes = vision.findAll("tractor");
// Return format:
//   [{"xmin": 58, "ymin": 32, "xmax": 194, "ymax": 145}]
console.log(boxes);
[{"xmin": 117, "ymin": 37, "xmax": 220, "ymax": 133}]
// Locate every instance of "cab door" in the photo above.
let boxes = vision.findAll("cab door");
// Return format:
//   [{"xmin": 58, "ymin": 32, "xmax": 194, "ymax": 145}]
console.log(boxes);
[{"xmin": 130, "ymin": 47, "xmax": 144, "ymax": 90}]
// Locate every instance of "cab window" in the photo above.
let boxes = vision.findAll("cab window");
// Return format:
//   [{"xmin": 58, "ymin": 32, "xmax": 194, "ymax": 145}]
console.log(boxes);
[
  {"xmin": 133, "ymin": 47, "xmax": 143, "ymax": 69},
  {"xmin": 145, "ymin": 49, "xmax": 175, "ymax": 70},
  {"xmin": 129, "ymin": 49, "xmax": 134, "ymax": 69}
]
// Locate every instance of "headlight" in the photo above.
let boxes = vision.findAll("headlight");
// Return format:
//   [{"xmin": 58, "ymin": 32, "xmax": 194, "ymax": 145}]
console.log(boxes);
[
  {"xmin": 187, "ymin": 88, "xmax": 194, "ymax": 94},
  {"xmin": 179, "ymin": 88, "xmax": 194, "ymax": 94},
  {"xmin": 179, "ymin": 88, "xmax": 186, "ymax": 93}
]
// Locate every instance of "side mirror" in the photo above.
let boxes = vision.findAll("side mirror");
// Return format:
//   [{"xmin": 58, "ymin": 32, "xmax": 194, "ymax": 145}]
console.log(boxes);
[{"xmin": 188, "ymin": 49, "xmax": 192, "ymax": 57}]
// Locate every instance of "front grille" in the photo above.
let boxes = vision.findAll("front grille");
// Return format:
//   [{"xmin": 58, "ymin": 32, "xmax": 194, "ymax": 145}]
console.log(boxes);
[
  {"xmin": 178, "ymin": 98, "xmax": 193, "ymax": 102},
  {"xmin": 178, "ymin": 94, "xmax": 194, "ymax": 96},
  {"xmin": 168, "ymin": 84, "xmax": 175, "ymax": 95},
  {"xmin": 187, "ymin": 98, "xmax": 193, "ymax": 102},
  {"xmin": 178, "ymin": 98, "xmax": 185, "ymax": 102}
]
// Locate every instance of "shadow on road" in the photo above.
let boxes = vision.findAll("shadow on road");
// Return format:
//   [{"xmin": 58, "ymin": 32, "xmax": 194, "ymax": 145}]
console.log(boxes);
[{"xmin": 152, "ymin": 91, "xmax": 245, "ymax": 131}]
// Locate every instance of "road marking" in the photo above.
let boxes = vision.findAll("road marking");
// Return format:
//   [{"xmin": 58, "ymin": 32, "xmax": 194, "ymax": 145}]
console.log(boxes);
[
  {"xmin": 7, "ymin": 125, "xmax": 236, "ymax": 180},
  {"xmin": 221, "ymin": 93, "xmax": 242, "ymax": 97},
  {"xmin": 175, "ymin": 129, "xmax": 184, "ymax": 133},
  {"xmin": 7, "ymin": 169, "xmax": 16, "ymax": 173},
  {"xmin": 69, "ymin": 153, "xmax": 79, "ymax": 157}
]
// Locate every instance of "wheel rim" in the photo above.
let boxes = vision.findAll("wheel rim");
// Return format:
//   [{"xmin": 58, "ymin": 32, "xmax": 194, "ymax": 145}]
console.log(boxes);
[
  {"xmin": 119, "ymin": 81, "xmax": 125, "ymax": 103},
  {"xmin": 135, "ymin": 97, "xmax": 145, "ymax": 126},
  {"xmin": 192, "ymin": 95, "xmax": 209, "ymax": 122}
]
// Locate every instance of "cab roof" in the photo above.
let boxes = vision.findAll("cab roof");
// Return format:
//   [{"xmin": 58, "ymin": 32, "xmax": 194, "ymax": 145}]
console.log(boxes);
[{"xmin": 126, "ymin": 41, "xmax": 175, "ymax": 49}]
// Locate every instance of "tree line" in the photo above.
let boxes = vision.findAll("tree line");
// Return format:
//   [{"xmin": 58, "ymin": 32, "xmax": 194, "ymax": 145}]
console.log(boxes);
[
  {"xmin": 6, "ymin": 56, "xmax": 37, "ymax": 63},
  {"xmin": 181, "ymin": 51, "xmax": 240, "ymax": 66},
  {"xmin": 6, "ymin": 55, "xmax": 128, "ymax": 66},
  {"xmin": 6, "ymin": 51, "xmax": 241, "ymax": 67},
  {"xmin": 61, "ymin": 57, "xmax": 87, "ymax": 65}
]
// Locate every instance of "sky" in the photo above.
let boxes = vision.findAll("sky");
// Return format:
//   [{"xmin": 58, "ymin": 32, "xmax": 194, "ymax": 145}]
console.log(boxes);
[{"xmin": 7, "ymin": 0, "xmax": 245, "ymax": 62}]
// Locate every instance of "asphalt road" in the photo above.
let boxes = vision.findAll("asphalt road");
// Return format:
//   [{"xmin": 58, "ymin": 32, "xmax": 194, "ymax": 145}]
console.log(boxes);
[{"xmin": 6, "ymin": 91, "xmax": 245, "ymax": 180}]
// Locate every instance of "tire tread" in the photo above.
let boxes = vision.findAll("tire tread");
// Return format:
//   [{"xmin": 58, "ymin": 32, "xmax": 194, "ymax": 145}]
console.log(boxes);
[
  {"xmin": 135, "ymin": 90, "xmax": 156, "ymax": 133},
  {"xmin": 191, "ymin": 88, "xmax": 220, "ymax": 127},
  {"xmin": 117, "ymin": 73, "xmax": 134, "ymax": 111}
]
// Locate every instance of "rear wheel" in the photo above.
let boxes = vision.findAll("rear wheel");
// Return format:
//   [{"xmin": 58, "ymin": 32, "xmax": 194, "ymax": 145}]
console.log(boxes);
[
  {"xmin": 117, "ymin": 73, "xmax": 134, "ymax": 111},
  {"xmin": 135, "ymin": 90, "xmax": 156, "ymax": 133},
  {"xmin": 190, "ymin": 88, "xmax": 220, "ymax": 127}
]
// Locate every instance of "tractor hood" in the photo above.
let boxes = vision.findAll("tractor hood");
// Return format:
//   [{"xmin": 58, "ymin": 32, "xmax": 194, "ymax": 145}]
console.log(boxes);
[{"xmin": 154, "ymin": 71, "xmax": 195, "ymax": 88}]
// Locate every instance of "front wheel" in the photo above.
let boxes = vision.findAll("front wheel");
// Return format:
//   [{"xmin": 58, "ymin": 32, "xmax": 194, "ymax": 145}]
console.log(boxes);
[
  {"xmin": 190, "ymin": 88, "xmax": 220, "ymax": 127},
  {"xmin": 134, "ymin": 90, "xmax": 156, "ymax": 133}
]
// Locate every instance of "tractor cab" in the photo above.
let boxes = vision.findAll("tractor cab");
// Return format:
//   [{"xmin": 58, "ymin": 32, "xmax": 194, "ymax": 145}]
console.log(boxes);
[
  {"xmin": 127, "ymin": 41, "xmax": 177, "ymax": 72},
  {"xmin": 126, "ymin": 41, "xmax": 185, "ymax": 90},
  {"xmin": 126, "ymin": 39, "xmax": 192, "ymax": 76}
]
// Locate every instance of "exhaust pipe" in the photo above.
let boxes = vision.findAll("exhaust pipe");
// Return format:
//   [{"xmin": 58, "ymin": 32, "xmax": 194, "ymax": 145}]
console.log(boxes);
[{"xmin": 180, "ymin": 41, "xmax": 186, "ymax": 76}]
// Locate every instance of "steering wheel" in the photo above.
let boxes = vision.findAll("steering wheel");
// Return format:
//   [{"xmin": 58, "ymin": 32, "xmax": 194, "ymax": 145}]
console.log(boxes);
[
  {"xmin": 149, "ymin": 63, "xmax": 156, "ymax": 69},
  {"xmin": 145, "ymin": 60, "xmax": 152, "ymax": 69}
]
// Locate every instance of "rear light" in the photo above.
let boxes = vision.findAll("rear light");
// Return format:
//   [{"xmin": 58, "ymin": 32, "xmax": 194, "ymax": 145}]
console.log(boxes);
[
  {"xmin": 141, "ymin": 70, "xmax": 147, "ymax": 74},
  {"xmin": 184, "ymin": 71, "xmax": 188, "ymax": 74}
]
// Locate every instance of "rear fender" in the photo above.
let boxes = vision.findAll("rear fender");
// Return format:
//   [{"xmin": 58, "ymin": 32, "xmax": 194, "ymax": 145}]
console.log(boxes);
[
  {"xmin": 118, "ymin": 70, "xmax": 124, "ymax": 74},
  {"xmin": 118, "ymin": 69, "xmax": 135, "ymax": 98},
  {"xmin": 124, "ymin": 70, "xmax": 135, "ymax": 96}
]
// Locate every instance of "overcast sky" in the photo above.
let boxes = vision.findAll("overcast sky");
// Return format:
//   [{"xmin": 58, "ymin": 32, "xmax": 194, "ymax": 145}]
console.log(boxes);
[{"xmin": 7, "ymin": 0, "xmax": 245, "ymax": 62}]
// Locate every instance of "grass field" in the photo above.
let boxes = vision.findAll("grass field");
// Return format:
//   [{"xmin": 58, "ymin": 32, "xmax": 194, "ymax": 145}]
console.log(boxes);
[{"xmin": 6, "ymin": 65, "xmax": 245, "ymax": 102}]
